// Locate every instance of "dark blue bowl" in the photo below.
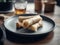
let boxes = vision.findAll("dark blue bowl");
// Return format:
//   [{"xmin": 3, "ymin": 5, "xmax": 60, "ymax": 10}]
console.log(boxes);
[
  {"xmin": 56, "ymin": 0, "xmax": 60, "ymax": 6},
  {"xmin": 0, "ymin": 2, "xmax": 12, "ymax": 11}
]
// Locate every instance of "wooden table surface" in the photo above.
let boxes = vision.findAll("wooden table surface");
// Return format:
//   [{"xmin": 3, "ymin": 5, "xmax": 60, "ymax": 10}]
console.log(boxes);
[{"xmin": 0, "ymin": 3, "xmax": 60, "ymax": 45}]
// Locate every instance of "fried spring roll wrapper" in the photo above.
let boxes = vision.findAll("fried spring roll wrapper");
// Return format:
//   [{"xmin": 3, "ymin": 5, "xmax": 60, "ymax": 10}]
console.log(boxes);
[
  {"xmin": 16, "ymin": 21, "xmax": 23, "ymax": 28},
  {"xmin": 0, "ymin": 14, "xmax": 9, "ymax": 19},
  {"xmin": 4, "ymin": 16, "xmax": 10, "ymax": 19},
  {"xmin": 29, "ymin": 20, "xmax": 43, "ymax": 31},
  {"xmin": 23, "ymin": 15, "xmax": 42, "ymax": 28},
  {"xmin": 19, "ymin": 16, "xmax": 34, "ymax": 22}
]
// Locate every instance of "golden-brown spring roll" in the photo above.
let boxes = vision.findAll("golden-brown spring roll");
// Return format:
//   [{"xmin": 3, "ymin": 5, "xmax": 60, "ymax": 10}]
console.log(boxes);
[
  {"xmin": 16, "ymin": 16, "xmax": 34, "ymax": 28},
  {"xmin": 4, "ymin": 16, "xmax": 10, "ymax": 19},
  {"xmin": 18, "ymin": 16, "xmax": 34, "ymax": 22},
  {"xmin": 23, "ymin": 15, "xmax": 42, "ymax": 28},
  {"xmin": 0, "ymin": 14, "xmax": 9, "ymax": 19},
  {"xmin": 16, "ymin": 21, "xmax": 23, "ymax": 28},
  {"xmin": 29, "ymin": 20, "xmax": 42, "ymax": 31}
]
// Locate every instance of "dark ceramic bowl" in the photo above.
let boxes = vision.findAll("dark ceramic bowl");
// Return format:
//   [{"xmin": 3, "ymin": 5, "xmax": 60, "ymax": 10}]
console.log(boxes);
[
  {"xmin": 56, "ymin": 0, "xmax": 60, "ymax": 6},
  {"xmin": 4, "ymin": 14, "xmax": 55, "ymax": 43}
]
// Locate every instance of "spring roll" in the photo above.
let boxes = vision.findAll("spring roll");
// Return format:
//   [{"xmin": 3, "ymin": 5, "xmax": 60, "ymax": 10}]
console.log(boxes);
[
  {"xmin": 4, "ymin": 16, "xmax": 10, "ymax": 19},
  {"xmin": 16, "ymin": 16, "xmax": 33, "ymax": 28},
  {"xmin": 16, "ymin": 21, "xmax": 23, "ymax": 28},
  {"xmin": 29, "ymin": 20, "xmax": 43, "ymax": 31},
  {"xmin": 0, "ymin": 14, "xmax": 10, "ymax": 19},
  {"xmin": 19, "ymin": 16, "xmax": 34, "ymax": 22},
  {"xmin": 23, "ymin": 15, "xmax": 42, "ymax": 28}
]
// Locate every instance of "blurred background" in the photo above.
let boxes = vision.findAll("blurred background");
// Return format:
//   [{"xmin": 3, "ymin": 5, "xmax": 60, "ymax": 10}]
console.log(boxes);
[{"xmin": 0, "ymin": 0, "xmax": 60, "ymax": 14}]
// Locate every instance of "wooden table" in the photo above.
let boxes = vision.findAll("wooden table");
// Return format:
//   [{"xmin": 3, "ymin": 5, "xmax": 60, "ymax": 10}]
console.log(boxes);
[{"xmin": 0, "ymin": 3, "xmax": 60, "ymax": 45}]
